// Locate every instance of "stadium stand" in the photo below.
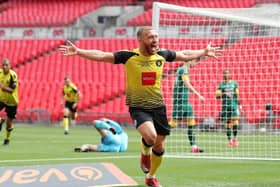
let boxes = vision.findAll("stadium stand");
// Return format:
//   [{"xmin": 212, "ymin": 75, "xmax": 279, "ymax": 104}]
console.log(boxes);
[
  {"xmin": 0, "ymin": 39, "xmax": 65, "ymax": 67},
  {"xmin": 127, "ymin": 9, "xmax": 228, "ymax": 26},
  {"xmin": 0, "ymin": 0, "xmax": 137, "ymax": 27},
  {"xmin": 127, "ymin": 0, "xmax": 256, "ymax": 26}
]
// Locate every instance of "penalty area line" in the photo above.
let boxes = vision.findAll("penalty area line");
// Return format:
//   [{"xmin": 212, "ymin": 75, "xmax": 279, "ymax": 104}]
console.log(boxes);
[{"xmin": 0, "ymin": 155, "xmax": 139, "ymax": 164}]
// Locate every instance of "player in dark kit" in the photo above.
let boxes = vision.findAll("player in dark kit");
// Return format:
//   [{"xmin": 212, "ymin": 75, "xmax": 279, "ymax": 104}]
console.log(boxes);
[
  {"xmin": 169, "ymin": 60, "xmax": 205, "ymax": 153},
  {"xmin": 216, "ymin": 69, "xmax": 242, "ymax": 147}
]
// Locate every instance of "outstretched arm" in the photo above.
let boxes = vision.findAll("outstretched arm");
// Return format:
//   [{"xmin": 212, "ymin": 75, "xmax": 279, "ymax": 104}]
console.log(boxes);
[
  {"xmin": 175, "ymin": 42, "xmax": 222, "ymax": 62},
  {"xmin": 59, "ymin": 40, "xmax": 115, "ymax": 63}
]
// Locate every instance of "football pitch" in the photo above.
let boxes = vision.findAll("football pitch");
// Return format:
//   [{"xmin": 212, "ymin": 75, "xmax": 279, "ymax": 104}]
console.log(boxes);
[{"xmin": 0, "ymin": 124, "xmax": 280, "ymax": 187}]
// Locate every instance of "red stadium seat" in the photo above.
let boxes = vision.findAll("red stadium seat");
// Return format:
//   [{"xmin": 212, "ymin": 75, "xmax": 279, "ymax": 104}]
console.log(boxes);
[{"xmin": 128, "ymin": 0, "xmax": 256, "ymax": 26}]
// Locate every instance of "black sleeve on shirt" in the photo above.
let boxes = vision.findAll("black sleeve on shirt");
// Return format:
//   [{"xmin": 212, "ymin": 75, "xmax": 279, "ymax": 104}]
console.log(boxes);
[
  {"xmin": 9, "ymin": 75, "xmax": 16, "ymax": 89},
  {"xmin": 157, "ymin": 49, "xmax": 176, "ymax": 62},
  {"xmin": 72, "ymin": 88, "xmax": 78, "ymax": 93},
  {"xmin": 113, "ymin": 50, "xmax": 138, "ymax": 64}
]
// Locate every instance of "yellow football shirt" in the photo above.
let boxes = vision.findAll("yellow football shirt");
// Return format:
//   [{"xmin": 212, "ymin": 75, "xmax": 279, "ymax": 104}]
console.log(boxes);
[
  {"xmin": 63, "ymin": 83, "xmax": 79, "ymax": 102},
  {"xmin": 114, "ymin": 48, "xmax": 176, "ymax": 109},
  {"xmin": 0, "ymin": 69, "xmax": 18, "ymax": 106}
]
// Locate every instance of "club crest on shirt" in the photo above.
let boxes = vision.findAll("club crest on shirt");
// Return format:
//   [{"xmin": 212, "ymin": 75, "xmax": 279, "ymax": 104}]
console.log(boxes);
[
  {"xmin": 156, "ymin": 60, "xmax": 162, "ymax": 67},
  {"xmin": 138, "ymin": 61, "xmax": 150, "ymax": 67}
]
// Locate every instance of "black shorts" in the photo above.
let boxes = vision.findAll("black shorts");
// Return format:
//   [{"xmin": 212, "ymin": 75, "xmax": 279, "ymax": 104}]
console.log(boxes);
[
  {"xmin": 129, "ymin": 106, "xmax": 170, "ymax": 136},
  {"xmin": 65, "ymin": 101, "xmax": 77, "ymax": 113},
  {"xmin": 0, "ymin": 102, "xmax": 17, "ymax": 119}
]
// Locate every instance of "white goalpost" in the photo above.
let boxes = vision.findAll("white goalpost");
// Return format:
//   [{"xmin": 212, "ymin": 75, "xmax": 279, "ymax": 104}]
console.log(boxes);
[{"xmin": 152, "ymin": 2, "xmax": 280, "ymax": 160}]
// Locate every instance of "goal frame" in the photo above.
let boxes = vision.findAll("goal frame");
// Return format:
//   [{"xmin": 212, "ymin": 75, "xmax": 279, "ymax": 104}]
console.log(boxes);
[{"xmin": 152, "ymin": 2, "xmax": 280, "ymax": 161}]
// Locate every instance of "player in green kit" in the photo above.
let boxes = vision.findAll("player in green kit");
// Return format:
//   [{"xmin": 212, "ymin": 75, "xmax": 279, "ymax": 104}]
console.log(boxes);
[
  {"xmin": 169, "ymin": 60, "xmax": 205, "ymax": 153},
  {"xmin": 216, "ymin": 69, "xmax": 242, "ymax": 147}
]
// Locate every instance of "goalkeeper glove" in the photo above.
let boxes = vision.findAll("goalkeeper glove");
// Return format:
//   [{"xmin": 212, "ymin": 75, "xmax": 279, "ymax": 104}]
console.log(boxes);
[{"xmin": 109, "ymin": 126, "xmax": 117, "ymax": 135}]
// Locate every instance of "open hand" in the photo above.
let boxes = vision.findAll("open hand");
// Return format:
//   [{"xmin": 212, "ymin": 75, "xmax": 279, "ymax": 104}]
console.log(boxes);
[
  {"xmin": 59, "ymin": 40, "xmax": 78, "ymax": 56},
  {"xmin": 205, "ymin": 42, "xmax": 223, "ymax": 60}
]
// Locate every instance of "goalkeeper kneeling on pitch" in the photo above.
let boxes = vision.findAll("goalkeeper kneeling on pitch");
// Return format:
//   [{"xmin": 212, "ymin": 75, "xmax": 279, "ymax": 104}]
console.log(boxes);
[{"xmin": 74, "ymin": 118, "xmax": 128, "ymax": 152}]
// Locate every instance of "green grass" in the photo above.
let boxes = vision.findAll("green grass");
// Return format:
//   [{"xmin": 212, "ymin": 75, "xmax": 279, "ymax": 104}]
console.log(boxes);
[{"xmin": 1, "ymin": 125, "xmax": 280, "ymax": 187}]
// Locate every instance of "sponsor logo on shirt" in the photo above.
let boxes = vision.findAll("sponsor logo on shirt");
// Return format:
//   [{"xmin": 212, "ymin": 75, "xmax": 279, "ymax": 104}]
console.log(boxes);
[
  {"xmin": 142, "ymin": 72, "xmax": 156, "ymax": 85},
  {"xmin": 138, "ymin": 61, "xmax": 150, "ymax": 67}
]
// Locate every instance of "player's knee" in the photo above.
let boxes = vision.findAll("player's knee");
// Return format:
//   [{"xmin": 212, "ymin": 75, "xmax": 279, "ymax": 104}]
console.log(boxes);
[
  {"xmin": 142, "ymin": 137, "xmax": 153, "ymax": 148},
  {"xmin": 144, "ymin": 135, "xmax": 157, "ymax": 146},
  {"xmin": 63, "ymin": 109, "xmax": 69, "ymax": 115}
]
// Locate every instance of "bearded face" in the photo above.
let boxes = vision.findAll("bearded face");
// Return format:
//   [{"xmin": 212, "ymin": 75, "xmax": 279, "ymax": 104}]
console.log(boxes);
[{"xmin": 139, "ymin": 29, "xmax": 159, "ymax": 55}]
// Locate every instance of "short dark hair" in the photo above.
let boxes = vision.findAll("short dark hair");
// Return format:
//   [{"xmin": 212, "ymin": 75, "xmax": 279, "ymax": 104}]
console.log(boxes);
[
  {"xmin": 223, "ymin": 69, "xmax": 230, "ymax": 74},
  {"xmin": 137, "ymin": 26, "xmax": 154, "ymax": 39},
  {"xmin": 64, "ymin": 76, "xmax": 70, "ymax": 81},
  {"xmin": 2, "ymin": 58, "xmax": 10, "ymax": 64}
]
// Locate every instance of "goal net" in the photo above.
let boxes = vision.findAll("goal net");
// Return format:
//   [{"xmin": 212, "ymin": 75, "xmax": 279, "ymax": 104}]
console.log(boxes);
[{"xmin": 152, "ymin": 2, "xmax": 280, "ymax": 160}]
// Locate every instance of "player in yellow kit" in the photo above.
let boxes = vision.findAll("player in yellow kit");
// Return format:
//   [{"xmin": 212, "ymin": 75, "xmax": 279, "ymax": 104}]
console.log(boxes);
[
  {"xmin": 60, "ymin": 76, "xmax": 82, "ymax": 135},
  {"xmin": 59, "ymin": 27, "xmax": 221, "ymax": 187},
  {"xmin": 0, "ymin": 58, "xmax": 18, "ymax": 146}
]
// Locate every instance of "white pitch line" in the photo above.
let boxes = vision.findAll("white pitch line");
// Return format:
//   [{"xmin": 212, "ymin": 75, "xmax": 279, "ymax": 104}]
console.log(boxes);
[{"xmin": 0, "ymin": 155, "xmax": 139, "ymax": 164}]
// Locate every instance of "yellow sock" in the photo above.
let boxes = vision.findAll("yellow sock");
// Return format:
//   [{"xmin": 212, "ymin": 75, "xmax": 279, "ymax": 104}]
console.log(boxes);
[
  {"xmin": 63, "ymin": 116, "xmax": 69, "ymax": 130},
  {"xmin": 149, "ymin": 150, "xmax": 163, "ymax": 176},
  {"xmin": 225, "ymin": 122, "xmax": 233, "ymax": 128},
  {"xmin": 6, "ymin": 127, "xmax": 13, "ymax": 140},
  {"xmin": 141, "ymin": 138, "xmax": 151, "ymax": 156},
  {"xmin": 233, "ymin": 119, "xmax": 239, "ymax": 126},
  {"xmin": 187, "ymin": 118, "xmax": 195, "ymax": 126},
  {"xmin": 169, "ymin": 119, "xmax": 177, "ymax": 128}
]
